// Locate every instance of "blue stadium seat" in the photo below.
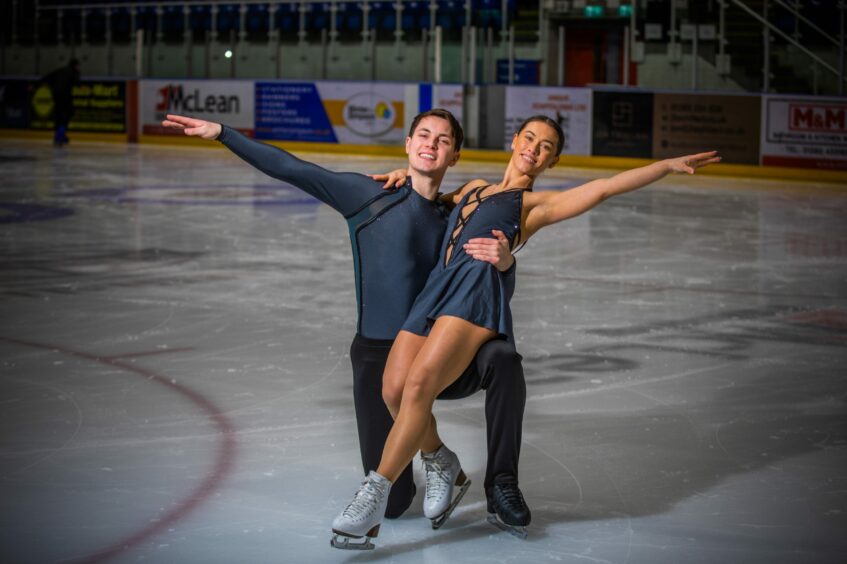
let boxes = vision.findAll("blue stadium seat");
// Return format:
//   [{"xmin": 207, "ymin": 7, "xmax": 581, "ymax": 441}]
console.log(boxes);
[
  {"xmin": 472, "ymin": 0, "xmax": 512, "ymax": 28},
  {"xmin": 402, "ymin": 3, "xmax": 426, "ymax": 31},
  {"xmin": 333, "ymin": 2, "xmax": 350, "ymax": 30},
  {"xmin": 343, "ymin": 10, "xmax": 363, "ymax": 31},
  {"xmin": 306, "ymin": 4, "xmax": 328, "ymax": 31},
  {"xmin": 189, "ymin": 5, "xmax": 211, "ymax": 33},
  {"xmin": 274, "ymin": 4, "xmax": 298, "ymax": 33},
  {"xmin": 85, "ymin": 8, "xmax": 107, "ymax": 41},
  {"xmin": 246, "ymin": 4, "xmax": 269, "ymax": 34},
  {"xmin": 110, "ymin": 7, "xmax": 131, "ymax": 39},
  {"xmin": 368, "ymin": 3, "xmax": 396, "ymax": 31},
  {"xmin": 161, "ymin": 6, "xmax": 184, "ymax": 36},
  {"xmin": 135, "ymin": 6, "xmax": 157, "ymax": 34},
  {"xmin": 217, "ymin": 4, "xmax": 240, "ymax": 35}
]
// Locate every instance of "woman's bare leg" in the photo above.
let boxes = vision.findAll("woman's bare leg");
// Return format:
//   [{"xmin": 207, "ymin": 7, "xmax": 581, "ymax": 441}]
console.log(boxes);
[
  {"xmin": 382, "ymin": 331, "xmax": 444, "ymax": 457},
  {"xmin": 377, "ymin": 316, "xmax": 496, "ymax": 482},
  {"xmin": 382, "ymin": 331, "xmax": 426, "ymax": 420}
]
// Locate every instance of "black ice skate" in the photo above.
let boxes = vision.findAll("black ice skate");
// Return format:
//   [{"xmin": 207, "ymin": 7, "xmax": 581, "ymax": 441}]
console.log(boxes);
[{"xmin": 486, "ymin": 482, "xmax": 531, "ymax": 539}]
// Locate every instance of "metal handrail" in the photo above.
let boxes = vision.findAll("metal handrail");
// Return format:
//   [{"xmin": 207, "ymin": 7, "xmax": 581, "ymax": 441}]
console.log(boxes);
[
  {"xmin": 728, "ymin": 0, "xmax": 846, "ymax": 84},
  {"xmin": 35, "ymin": 0, "xmax": 442, "ymax": 10},
  {"xmin": 772, "ymin": 0, "xmax": 842, "ymax": 50}
]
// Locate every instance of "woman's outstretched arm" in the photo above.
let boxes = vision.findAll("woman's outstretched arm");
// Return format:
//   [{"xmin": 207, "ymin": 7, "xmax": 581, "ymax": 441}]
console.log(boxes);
[{"xmin": 525, "ymin": 151, "xmax": 721, "ymax": 233}]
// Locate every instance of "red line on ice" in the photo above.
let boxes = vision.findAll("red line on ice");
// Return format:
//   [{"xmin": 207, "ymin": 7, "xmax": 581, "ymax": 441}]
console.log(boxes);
[{"xmin": 0, "ymin": 337, "xmax": 236, "ymax": 563}]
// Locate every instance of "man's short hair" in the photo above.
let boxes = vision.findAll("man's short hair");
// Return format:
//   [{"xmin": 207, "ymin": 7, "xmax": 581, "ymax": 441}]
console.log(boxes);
[{"xmin": 408, "ymin": 109, "xmax": 464, "ymax": 151}]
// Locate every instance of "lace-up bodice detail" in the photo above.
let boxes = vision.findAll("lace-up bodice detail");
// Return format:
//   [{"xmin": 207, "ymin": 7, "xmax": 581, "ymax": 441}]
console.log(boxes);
[
  {"xmin": 443, "ymin": 185, "xmax": 524, "ymax": 268},
  {"xmin": 400, "ymin": 183, "xmax": 525, "ymax": 342}
]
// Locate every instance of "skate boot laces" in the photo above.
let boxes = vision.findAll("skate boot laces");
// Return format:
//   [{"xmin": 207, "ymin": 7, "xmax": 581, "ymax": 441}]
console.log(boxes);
[
  {"xmin": 498, "ymin": 485, "xmax": 525, "ymax": 509},
  {"xmin": 489, "ymin": 482, "xmax": 531, "ymax": 526},
  {"xmin": 422, "ymin": 449, "xmax": 456, "ymax": 502},
  {"xmin": 342, "ymin": 476, "xmax": 386, "ymax": 522},
  {"xmin": 423, "ymin": 460, "xmax": 451, "ymax": 501}
]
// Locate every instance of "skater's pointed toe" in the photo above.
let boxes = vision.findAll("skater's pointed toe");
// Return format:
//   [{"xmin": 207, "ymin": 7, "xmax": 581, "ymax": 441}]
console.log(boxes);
[{"xmin": 331, "ymin": 513, "xmax": 349, "ymax": 532}]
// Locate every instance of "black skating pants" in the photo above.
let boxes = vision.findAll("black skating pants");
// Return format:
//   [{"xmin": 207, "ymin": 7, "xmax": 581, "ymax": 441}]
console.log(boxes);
[{"xmin": 351, "ymin": 333, "xmax": 526, "ymax": 519}]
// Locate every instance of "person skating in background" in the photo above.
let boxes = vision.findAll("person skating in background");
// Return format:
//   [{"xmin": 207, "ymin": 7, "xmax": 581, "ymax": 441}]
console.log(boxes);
[{"xmin": 40, "ymin": 58, "xmax": 80, "ymax": 146}]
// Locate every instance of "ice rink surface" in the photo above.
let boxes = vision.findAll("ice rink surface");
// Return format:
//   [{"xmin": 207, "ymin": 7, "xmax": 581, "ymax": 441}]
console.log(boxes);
[{"xmin": 1, "ymin": 139, "xmax": 846, "ymax": 564}]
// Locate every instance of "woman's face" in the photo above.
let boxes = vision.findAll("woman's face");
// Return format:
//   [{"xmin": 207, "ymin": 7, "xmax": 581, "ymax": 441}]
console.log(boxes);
[{"xmin": 509, "ymin": 121, "xmax": 560, "ymax": 175}]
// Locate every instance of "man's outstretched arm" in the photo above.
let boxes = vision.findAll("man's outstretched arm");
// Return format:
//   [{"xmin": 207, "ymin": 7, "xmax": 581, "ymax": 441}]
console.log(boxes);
[{"xmin": 162, "ymin": 114, "xmax": 381, "ymax": 216}]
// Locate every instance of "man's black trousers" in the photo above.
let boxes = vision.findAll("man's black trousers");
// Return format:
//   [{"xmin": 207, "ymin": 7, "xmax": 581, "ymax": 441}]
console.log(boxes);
[{"xmin": 350, "ymin": 333, "xmax": 526, "ymax": 518}]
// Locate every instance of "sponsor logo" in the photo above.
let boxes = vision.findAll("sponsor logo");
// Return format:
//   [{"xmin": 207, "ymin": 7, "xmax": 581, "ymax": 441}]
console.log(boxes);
[
  {"xmin": 788, "ymin": 104, "xmax": 846, "ymax": 133},
  {"xmin": 611, "ymin": 101, "xmax": 634, "ymax": 128},
  {"xmin": 31, "ymin": 84, "xmax": 54, "ymax": 118},
  {"xmin": 155, "ymin": 84, "xmax": 241, "ymax": 115},
  {"xmin": 342, "ymin": 93, "xmax": 395, "ymax": 137}
]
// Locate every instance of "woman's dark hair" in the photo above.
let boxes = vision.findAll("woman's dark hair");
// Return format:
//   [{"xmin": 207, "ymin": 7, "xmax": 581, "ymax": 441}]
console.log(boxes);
[
  {"xmin": 408, "ymin": 108, "xmax": 464, "ymax": 151},
  {"xmin": 516, "ymin": 115, "xmax": 565, "ymax": 156}
]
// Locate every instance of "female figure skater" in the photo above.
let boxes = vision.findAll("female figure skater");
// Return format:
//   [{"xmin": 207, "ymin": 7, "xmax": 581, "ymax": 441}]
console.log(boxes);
[{"xmin": 330, "ymin": 115, "xmax": 720, "ymax": 549}]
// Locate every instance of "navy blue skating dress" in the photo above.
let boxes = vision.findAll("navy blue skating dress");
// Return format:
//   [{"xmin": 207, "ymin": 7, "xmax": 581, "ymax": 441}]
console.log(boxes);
[{"xmin": 401, "ymin": 185, "xmax": 525, "ymax": 341}]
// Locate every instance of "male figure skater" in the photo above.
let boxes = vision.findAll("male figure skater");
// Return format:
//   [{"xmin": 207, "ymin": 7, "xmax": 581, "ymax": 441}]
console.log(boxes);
[{"xmin": 163, "ymin": 110, "xmax": 530, "ymax": 539}]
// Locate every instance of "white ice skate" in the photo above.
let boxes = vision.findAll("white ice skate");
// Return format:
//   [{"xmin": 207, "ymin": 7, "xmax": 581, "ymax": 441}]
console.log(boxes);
[
  {"xmin": 422, "ymin": 444, "xmax": 472, "ymax": 529},
  {"xmin": 331, "ymin": 471, "xmax": 391, "ymax": 550}
]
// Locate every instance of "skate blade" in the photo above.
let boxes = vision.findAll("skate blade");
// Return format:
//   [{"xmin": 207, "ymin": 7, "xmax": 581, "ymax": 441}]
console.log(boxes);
[
  {"xmin": 431, "ymin": 478, "xmax": 471, "ymax": 530},
  {"xmin": 486, "ymin": 514, "xmax": 528, "ymax": 539},
  {"xmin": 330, "ymin": 527, "xmax": 378, "ymax": 550},
  {"xmin": 330, "ymin": 533, "xmax": 375, "ymax": 550}
]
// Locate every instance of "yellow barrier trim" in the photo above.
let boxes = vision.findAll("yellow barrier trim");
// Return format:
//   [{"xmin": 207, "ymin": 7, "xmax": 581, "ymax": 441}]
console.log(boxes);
[
  {"xmin": 0, "ymin": 129, "xmax": 128, "ymax": 143},
  {"xmin": 2, "ymin": 129, "xmax": 845, "ymax": 186}
]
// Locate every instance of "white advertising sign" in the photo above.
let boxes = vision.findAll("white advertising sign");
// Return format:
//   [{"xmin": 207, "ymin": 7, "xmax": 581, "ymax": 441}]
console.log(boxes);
[
  {"xmin": 761, "ymin": 94, "xmax": 847, "ymax": 170},
  {"xmin": 432, "ymin": 84, "xmax": 464, "ymax": 125},
  {"xmin": 140, "ymin": 79, "xmax": 255, "ymax": 135},
  {"xmin": 314, "ymin": 81, "xmax": 405, "ymax": 145},
  {"xmin": 504, "ymin": 86, "xmax": 592, "ymax": 155}
]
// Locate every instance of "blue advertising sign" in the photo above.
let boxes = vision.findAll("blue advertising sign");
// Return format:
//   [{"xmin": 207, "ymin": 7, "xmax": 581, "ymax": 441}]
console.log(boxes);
[
  {"xmin": 255, "ymin": 82, "xmax": 337, "ymax": 142},
  {"xmin": 0, "ymin": 80, "xmax": 31, "ymax": 128},
  {"xmin": 496, "ymin": 60, "xmax": 540, "ymax": 85}
]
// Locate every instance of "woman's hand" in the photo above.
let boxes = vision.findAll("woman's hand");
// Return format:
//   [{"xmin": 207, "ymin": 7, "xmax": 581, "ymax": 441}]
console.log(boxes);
[
  {"xmin": 161, "ymin": 114, "xmax": 222, "ymax": 140},
  {"xmin": 666, "ymin": 151, "xmax": 721, "ymax": 175},
  {"xmin": 464, "ymin": 230, "xmax": 514, "ymax": 272},
  {"xmin": 368, "ymin": 169, "xmax": 407, "ymax": 189}
]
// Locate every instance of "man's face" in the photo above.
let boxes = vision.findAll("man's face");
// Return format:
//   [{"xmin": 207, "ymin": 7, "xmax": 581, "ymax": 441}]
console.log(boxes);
[{"xmin": 405, "ymin": 116, "xmax": 460, "ymax": 175}]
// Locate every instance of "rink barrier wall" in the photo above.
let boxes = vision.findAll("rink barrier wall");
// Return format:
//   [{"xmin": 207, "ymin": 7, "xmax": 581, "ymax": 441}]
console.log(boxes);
[
  {"xmin": 2, "ymin": 127, "xmax": 846, "ymax": 185},
  {"xmin": 2, "ymin": 76, "xmax": 846, "ymax": 184},
  {"xmin": 139, "ymin": 133, "xmax": 847, "ymax": 185}
]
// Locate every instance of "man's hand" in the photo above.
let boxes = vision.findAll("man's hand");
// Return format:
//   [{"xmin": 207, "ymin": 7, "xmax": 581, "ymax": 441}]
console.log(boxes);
[
  {"xmin": 464, "ymin": 230, "xmax": 514, "ymax": 272},
  {"xmin": 368, "ymin": 168, "xmax": 407, "ymax": 189},
  {"xmin": 161, "ymin": 114, "xmax": 222, "ymax": 140}
]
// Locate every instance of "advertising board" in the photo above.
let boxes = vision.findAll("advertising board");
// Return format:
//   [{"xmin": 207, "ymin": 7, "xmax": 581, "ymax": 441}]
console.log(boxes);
[
  {"xmin": 140, "ymin": 80, "xmax": 255, "ymax": 136},
  {"xmin": 503, "ymin": 86, "xmax": 592, "ymax": 155},
  {"xmin": 653, "ymin": 93, "xmax": 760, "ymax": 164},
  {"xmin": 760, "ymin": 95, "xmax": 847, "ymax": 170}
]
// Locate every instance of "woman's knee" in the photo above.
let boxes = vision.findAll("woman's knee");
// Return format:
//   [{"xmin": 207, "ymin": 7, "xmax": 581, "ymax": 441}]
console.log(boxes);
[
  {"xmin": 401, "ymin": 366, "xmax": 441, "ymax": 406},
  {"xmin": 382, "ymin": 372, "xmax": 404, "ymax": 412}
]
